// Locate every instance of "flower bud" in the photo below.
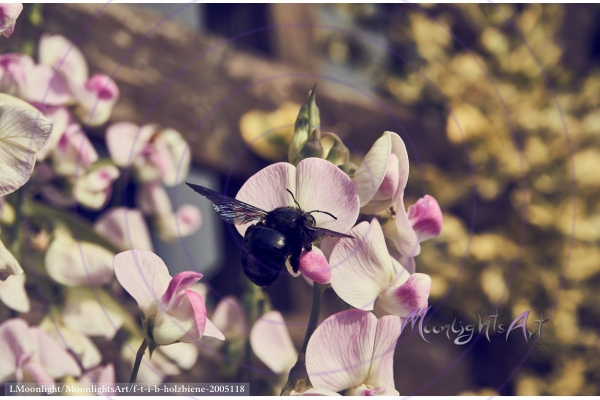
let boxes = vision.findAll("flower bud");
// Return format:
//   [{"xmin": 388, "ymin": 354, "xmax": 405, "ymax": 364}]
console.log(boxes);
[
  {"xmin": 407, "ymin": 195, "xmax": 443, "ymax": 242},
  {"xmin": 293, "ymin": 128, "xmax": 323, "ymax": 164},
  {"xmin": 288, "ymin": 85, "xmax": 320, "ymax": 164},
  {"xmin": 323, "ymin": 132, "xmax": 349, "ymax": 166}
]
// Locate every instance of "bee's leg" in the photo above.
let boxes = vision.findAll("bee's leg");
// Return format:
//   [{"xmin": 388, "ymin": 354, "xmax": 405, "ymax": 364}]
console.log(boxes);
[{"xmin": 289, "ymin": 245, "xmax": 302, "ymax": 273}]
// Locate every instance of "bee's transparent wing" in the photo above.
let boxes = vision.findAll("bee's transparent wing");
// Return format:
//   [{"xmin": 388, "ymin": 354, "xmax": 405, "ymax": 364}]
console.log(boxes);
[
  {"xmin": 307, "ymin": 225, "xmax": 354, "ymax": 240},
  {"xmin": 186, "ymin": 182, "xmax": 268, "ymax": 225}
]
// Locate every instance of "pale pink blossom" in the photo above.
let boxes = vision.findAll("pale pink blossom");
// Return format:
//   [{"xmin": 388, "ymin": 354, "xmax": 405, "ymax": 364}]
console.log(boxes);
[
  {"xmin": 138, "ymin": 183, "xmax": 202, "ymax": 241},
  {"xmin": 305, "ymin": 310, "xmax": 401, "ymax": 396},
  {"xmin": 38, "ymin": 34, "xmax": 119, "ymax": 126},
  {"xmin": 250, "ymin": 311, "xmax": 297, "ymax": 375},
  {"xmin": 114, "ymin": 250, "xmax": 224, "ymax": 346},
  {"xmin": 0, "ymin": 54, "xmax": 71, "ymax": 105},
  {"xmin": 61, "ymin": 287, "xmax": 124, "ymax": 340},
  {"xmin": 210, "ymin": 295, "xmax": 248, "ymax": 342},
  {"xmin": 329, "ymin": 219, "xmax": 431, "ymax": 317},
  {"xmin": 73, "ymin": 164, "xmax": 120, "ymax": 210},
  {"xmin": 0, "ymin": 319, "xmax": 80, "ymax": 384},
  {"xmin": 0, "ymin": 4, "xmax": 22, "ymax": 38},
  {"xmin": 39, "ymin": 317, "xmax": 102, "ymax": 370},
  {"xmin": 50, "ymin": 123, "xmax": 98, "ymax": 177},
  {"xmin": 106, "ymin": 122, "xmax": 190, "ymax": 186},
  {"xmin": 44, "ymin": 228, "xmax": 114, "ymax": 287},
  {"xmin": 35, "ymin": 106, "xmax": 71, "ymax": 161},
  {"xmin": 93, "ymin": 207, "xmax": 153, "ymax": 252}
]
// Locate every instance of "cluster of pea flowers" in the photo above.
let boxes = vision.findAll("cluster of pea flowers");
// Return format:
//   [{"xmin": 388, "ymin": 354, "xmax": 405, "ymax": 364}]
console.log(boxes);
[
  {"xmin": 230, "ymin": 89, "xmax": 443, "ymax": 395},
  {"xmin": 0, "ymin": 9, "xmax": 204, "ymax": 386}
]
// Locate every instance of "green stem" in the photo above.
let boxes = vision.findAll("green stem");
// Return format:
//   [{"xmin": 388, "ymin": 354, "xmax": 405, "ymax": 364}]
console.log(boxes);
[
  {"xmin": 301, "ymin": 283, "xmax": 325, "ymax": 354},
  {"xmin": 128, "ymin": 339, "xmax": 148, "ymax": 390}
]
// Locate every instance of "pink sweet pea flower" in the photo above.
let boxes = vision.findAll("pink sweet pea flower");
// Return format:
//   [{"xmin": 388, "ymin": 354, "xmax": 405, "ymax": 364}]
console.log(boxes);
[
  {"xmin": 329, "ymin": 219, "xmax": 431, "ymax": 317},
  {"xmin": 250, "ymin": 311, "xmax": 297, "ymax": 375},
  {"xmin": 236, "ymin": 157, "xmax": 359, "ymax": 281},
  {"xmin": 71, "ymin": 73, "xmax": 120, "ymax": 127},
  {"xmin": 0, "ymin": 54, "xmax": 72, "ymax": 105},
  {"xmin": 305, "ymin": 309, "xmax": 401, "ymax": 396},
  {"xmin": 353, "ymin": 131, "xmax": 409, "ymax": 215},
  {"xmin": 0, "ymin": 319, "xmax": 80, "ymax": 384},
  {"xmin": 44, "ymin": 228, "xmax": 114, "ymax": 287},
  {"xmin": 137, "ymin": 182, "xmax": 202, "ymax": 241},
  {"xmin": 93, "ymin": 207, "xmax": 154, "ymax": 252},
  {"xmin": 0, "ymin": 4, "xmax": 22, "ymax": 38},
  {"xmin": 210, "ymin": 295, "xmax": 248, "ymax": 342},
  {"xmin": 106, "ymin": 122, "xmax": 190, "ymax": 187},
  {"xmin": 0, "ymin": 273, "xmax": 29, "ymax": 312},
  {"xmin": 114, "ymin": 250, "xmax": 224, "ymax": 346},
  {"xmin": 73, "ymin": 164, "xmax": 120, "ymax": 210},
  {"xmin": 38, "ymin": 34, "xmax": 119, "ymax": 126},
  {"xmin": 50, "ymin": 123, "xmax": 98, "ymax": 178},
  {"xmin": 39, "ymin": 317, "xmax": 102, "ymax": 370}
]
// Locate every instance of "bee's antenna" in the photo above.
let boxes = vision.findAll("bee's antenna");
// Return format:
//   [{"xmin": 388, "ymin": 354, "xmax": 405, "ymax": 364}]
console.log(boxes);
[
  {"xmin": 286, "ymin": 189, "xmax": 302, "ymax": 209},
  {"xmin": 309, "ymin": 210, "xmax": 338, "ymax": 220}
]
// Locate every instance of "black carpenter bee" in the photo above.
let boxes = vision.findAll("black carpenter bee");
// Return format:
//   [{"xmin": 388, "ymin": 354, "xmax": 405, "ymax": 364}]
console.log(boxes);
[{"xmin": 186, "ymin": 183, "xmax": 354, "ymax": 287}]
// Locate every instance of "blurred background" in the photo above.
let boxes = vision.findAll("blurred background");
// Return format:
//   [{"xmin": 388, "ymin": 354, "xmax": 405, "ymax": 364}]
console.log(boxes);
[{"xmin": 2, "ymin": 3, "xmax": 599, "ymax": 396}]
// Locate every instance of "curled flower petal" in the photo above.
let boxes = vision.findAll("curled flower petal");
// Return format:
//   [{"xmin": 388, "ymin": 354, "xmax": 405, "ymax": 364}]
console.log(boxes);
[
  {"xmin": 376, "ymin": 273, "xmax": 431, "ymax": 318},
  {"xmin": 44, "ymin": 230, "xmax": 114, "ymax": 287},
  {"xmin": 299, "ymin": 247, "xmax": 331, "ymax": 284},
  {"xmin": 329, "ymin": 220, "xmax": 395, "ymax": 311},
  {"xmin": 407, "ymin": 195, "xmax": 443, "ymax": 242},
  {"xmin": 94, "ymin": 207, "xmax": 154, "ymax": 252},
  {"xmin": 0, "ymin": 273, "xmax": 29, "ymax": 312},
  {"xmin": 353, "ymin": 132, "xmax": 392, "ymax": 208},
  {"xmin": 152, "ymin": 128, "xmax": 190, "ymax": 187},
  {"xmin": 161, "ymin": 271, "xmax": 203, "ymax": 311},
  {"xmin": 250, "ymin": 311, "xmax": 297, "ymax": 374},
  {"xmin": 0, "ymin": 238, "xmax": 22, "ymax": 280},
  {"xmin": 152, "ymin": 290, "xmax": 203, "ymax": 345},
  {"xmin": 113, "ymin": 250, "xmax": 171, "ymax": 318},
  {"xmin": 0, "ymin": 4, "xmax": 23, "ymax": 38},
  {"xmin": 345, "ymin": 384, "xmax": 399, "ymax": 396},
  {"xmin": 0, "ymin": 104, "xmax": 53, "ymax": 196}
]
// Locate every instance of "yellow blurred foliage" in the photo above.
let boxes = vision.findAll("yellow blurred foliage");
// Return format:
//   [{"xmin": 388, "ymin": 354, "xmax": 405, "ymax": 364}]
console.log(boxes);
[{"xmin": 239, "ymin": 102, "xmax": 300, "ymax": 161}]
